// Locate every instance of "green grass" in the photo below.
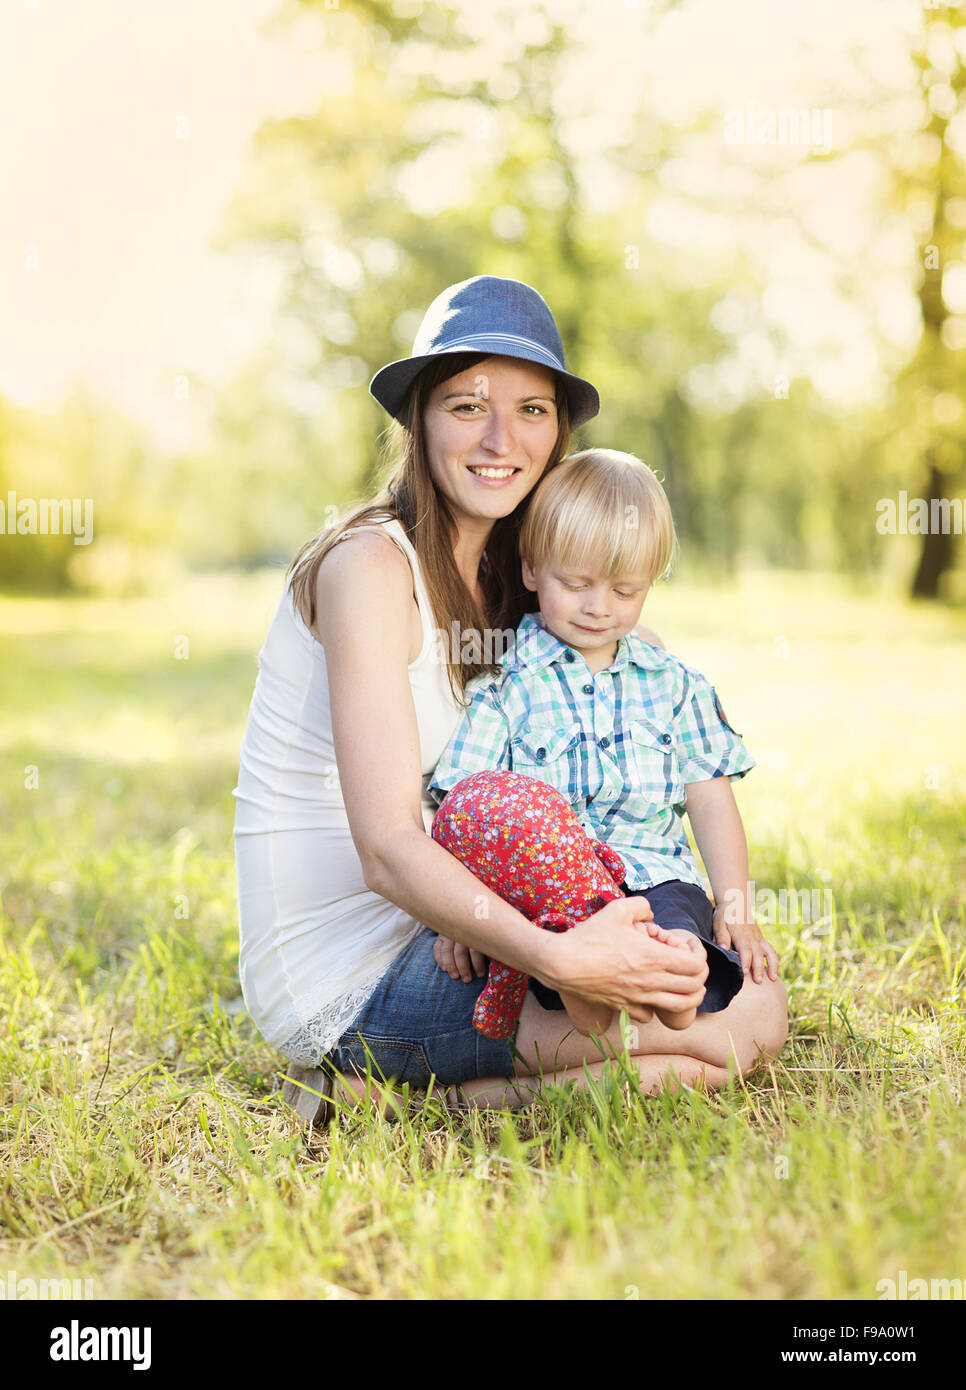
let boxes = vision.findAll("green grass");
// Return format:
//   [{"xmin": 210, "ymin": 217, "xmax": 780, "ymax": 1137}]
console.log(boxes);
[{"xmin": 1, "ymin": 568, "xmax": 965, "ymax": 1299}]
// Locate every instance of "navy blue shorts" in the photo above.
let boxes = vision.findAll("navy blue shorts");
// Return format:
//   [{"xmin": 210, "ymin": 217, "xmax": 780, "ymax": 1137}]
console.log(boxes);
[{"xmin": 530, "ymin": 879, "xmax": 744, "ymax": 1015}]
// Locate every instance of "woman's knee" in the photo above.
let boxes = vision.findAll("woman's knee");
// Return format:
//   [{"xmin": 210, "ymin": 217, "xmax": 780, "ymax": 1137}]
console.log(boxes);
[
  {"xmin": 667, "ymin": 973, "xmax": 787, "ymax": 1075},
  {"xmin": 756, "ymin": 973, "xmax": 789, "ymax": 1055},
  {"xmin": 728, "ymin": 973, "xmax": 788, "ymax": 1073}
]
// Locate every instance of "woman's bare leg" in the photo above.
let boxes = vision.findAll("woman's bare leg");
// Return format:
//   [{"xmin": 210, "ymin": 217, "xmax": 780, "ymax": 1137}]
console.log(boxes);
[
  {"xmin": 323, "ymin": 1051, "xmax": 733, "ymax": 1116},
  {"xmin": 312, "ymin": 975, "xmax": 787, "ymax": 1118},
  {"xmin": 456, "ymin": 1054, "xmax": 734, "ymax": 1111},
  {"xmin": 450, "ymin": 976, "xmax": 786, "ymax": 1110},
  {"xmin": 503, "ymin": 971, "xmax": 788, "ymax": 1086}
]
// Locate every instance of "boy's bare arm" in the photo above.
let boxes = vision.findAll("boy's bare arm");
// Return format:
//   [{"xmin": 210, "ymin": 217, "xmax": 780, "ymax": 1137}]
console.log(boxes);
[{"xmin": 684, "ymin": 777, "xmax": 779, "ymax": 984}]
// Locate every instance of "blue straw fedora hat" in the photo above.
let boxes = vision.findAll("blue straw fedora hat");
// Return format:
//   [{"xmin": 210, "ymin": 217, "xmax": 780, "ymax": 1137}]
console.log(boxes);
[{"xmin": 368, "ymin": 275, "xmax": 600, "ymax": 428}]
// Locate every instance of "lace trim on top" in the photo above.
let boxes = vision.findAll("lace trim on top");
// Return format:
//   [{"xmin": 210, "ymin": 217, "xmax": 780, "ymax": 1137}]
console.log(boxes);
[{"xmin": 274, "ymin": 966, "xmax": 395, "ymax": 1066}]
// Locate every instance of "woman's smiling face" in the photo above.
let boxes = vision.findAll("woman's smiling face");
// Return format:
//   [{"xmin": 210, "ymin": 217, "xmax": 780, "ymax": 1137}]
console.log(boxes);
[{"xmin": 422, "ymin": 356, "xmax": 561, "ymax": 528}]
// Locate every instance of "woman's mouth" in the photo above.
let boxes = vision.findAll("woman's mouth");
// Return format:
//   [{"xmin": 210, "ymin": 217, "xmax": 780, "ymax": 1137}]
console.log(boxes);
[{"xmin": 466, "ymin": 465, "xmax": 520, "ymax": 482}]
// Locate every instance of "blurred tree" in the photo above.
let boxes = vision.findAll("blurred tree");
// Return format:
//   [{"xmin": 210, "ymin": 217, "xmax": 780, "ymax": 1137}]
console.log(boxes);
[
  {"xmin": 0, "ymin": 386, "xmax": 163, "ymax": 595},
  {"xmin": 0, "ymin": 394, "xmax": 74, "ymax": 592},
  {"xmin": 6, "ymin": 0, "xmax": 935, "ymax": 593},
  {"xmin": 587, "ymin": 4, "xmax": 966, "ymax": 596},
  {"xmin": 168, "ymin": 343, "xmax": 369, "ymax": 569},
  {"xmin": 905, "ymin": 11, "xmax": 966, "ymax": 598},
  {"xmin": 217, "ymin": 0, "xmax": 923, "ymax": 583}
]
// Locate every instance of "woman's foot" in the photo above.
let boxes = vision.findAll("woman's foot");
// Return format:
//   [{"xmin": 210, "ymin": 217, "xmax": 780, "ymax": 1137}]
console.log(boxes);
[{"xmin": 280, "ymin": 1064, "xmax": 335, "ymax": 1125}]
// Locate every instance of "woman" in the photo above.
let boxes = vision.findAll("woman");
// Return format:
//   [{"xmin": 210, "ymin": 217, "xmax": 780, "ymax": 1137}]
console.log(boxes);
[{"xmin": 233, "ymin": 275, "xmax": 787, "ymax": 1117}]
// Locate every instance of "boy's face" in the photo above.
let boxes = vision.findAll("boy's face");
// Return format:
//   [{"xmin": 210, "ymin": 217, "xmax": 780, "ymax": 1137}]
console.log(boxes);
[{"xmin": 521, "ymin": 557, "xmax": 651, "ymax": 664}]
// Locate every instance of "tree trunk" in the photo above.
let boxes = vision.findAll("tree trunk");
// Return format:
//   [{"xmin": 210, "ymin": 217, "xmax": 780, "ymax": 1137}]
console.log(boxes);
[{"xmin": 910, "ymin": 454, "xmax": 953, "ymax": 598}]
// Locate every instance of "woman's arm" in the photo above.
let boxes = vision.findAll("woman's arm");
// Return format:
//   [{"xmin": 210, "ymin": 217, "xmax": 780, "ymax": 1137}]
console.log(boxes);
[
  {"xmin": 315, "ymin": 531, "xmax": 561, "ymax": 976},
  {"xmin": 314, "ymin": 534, "xmax": 706, "ymax": 1014},
  {"xmin": 633, "ymin": 622, "xmax": 665, "ymax": 649}
]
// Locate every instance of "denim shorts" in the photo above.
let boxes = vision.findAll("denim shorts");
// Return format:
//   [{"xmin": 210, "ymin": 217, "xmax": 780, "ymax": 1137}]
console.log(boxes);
[
  {"xmin": 530, "ymin": 879, "xmax": 744, "ymax": 1015},
  {"xmin": 326, "ymin": 928, "xmax": 518, "ymax": 1087}
]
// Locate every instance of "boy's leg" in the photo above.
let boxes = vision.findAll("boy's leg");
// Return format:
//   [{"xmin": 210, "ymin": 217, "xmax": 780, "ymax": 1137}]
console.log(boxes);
[
  {"xmin": 430, "ymin": 771, "xmax": 627, "ymax": 1037},
  {"xmin": 626, "ymin": 880, "xmax": 745, "ymax": 1015}
]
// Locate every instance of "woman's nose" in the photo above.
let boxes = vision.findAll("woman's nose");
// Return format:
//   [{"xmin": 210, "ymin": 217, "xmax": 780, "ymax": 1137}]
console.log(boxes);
[{"xmin": 480, "ymin": 411, "xmax": 515, "ymax": 455}]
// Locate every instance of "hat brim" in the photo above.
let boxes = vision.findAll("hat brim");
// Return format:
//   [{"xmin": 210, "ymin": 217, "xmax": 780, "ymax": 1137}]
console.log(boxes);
[{"xmin": 369, "ymin": 345, "xmax": 600, "ymax": 430}]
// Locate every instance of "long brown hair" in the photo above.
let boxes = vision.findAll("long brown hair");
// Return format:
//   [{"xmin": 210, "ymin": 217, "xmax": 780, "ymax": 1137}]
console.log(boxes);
[{"xmin": 288, "ymin": 351, "xmax": 572, "ymax": 700}]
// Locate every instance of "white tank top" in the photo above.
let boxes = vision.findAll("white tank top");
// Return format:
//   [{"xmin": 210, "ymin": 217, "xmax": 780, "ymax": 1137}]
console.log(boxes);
[{"xmin": 232, "ymin": 517, "xmax": 465, "ymax": 1061}]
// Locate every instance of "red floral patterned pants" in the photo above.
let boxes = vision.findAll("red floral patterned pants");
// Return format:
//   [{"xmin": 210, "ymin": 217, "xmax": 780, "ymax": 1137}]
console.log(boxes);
[{"xmin": 430, "ymin": 770, "xmax": 627, "ymax": 1039}]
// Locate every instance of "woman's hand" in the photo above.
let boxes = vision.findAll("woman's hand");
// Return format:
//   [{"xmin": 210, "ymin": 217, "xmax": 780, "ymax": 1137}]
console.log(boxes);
[
  {"xmin": 545, "ymin": 897, "xmax": 709, "ymax": 1023},
  {"xmin": 560, "ymin": 909, "xmax": 697, "ymax": 1033},
  {"xmin": 433, "ymin": 935, "xmax": 488, "ymax": 983},
  {"xmin": 712, "ymin": 906, "xmax": 779, "ymax": 985}
]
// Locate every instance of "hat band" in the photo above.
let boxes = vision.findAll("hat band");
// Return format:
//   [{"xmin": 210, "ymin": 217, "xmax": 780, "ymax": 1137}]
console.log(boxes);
[{"xmin": 426, "ymin": 332, "xmax": 565, "ymax": 373}]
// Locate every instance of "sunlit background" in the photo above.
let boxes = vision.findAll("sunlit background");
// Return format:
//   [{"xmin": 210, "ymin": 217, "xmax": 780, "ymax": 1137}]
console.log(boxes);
[
  {"xmin": 2, "ymin": 0, "xmax": 965, "ymax": 601},
  {"xmin": 3, "ymin": 2, "xmax": 966, "ymax": 1304}
]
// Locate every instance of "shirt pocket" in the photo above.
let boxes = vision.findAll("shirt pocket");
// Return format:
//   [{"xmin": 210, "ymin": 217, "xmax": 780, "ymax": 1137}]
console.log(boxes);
[
  {"xmin": 510, "ymin": 725, "xmax": 581, "ymax": 800},
  {"xmin": 626, "ymin": 715, "xmax": 684, "ymax": 813}
]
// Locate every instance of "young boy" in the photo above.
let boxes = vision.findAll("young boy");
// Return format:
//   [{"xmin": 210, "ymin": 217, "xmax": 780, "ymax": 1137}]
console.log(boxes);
[{"xmin": 428, "ymin": 448, "xmax": 779, "ymax": 1035}]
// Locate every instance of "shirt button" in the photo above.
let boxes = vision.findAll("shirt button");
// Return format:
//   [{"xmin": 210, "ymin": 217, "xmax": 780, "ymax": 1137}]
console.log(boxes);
[
  {"xmin": 535, "ymin": 747, "xmax": 547, "ymax": 761},
  {"xmin": 599, "ymin": 736, "xmax": 610, "ymax": 749},
  {"xmin": 582, "ymin": 684, "xmax": 593, "ymax": 695},
  {"xmin": 564, "ymin": 650, "xmax": 575, "ymax": 662},
  {"xmin": 661, "ymin": 733, "xmax": 672, "ymax": 745}
]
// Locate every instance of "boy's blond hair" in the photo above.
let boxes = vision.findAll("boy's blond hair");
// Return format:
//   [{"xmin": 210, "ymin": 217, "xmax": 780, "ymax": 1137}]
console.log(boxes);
[{"xmin": 519, "ymin": 449, "xmax": 677, "ymax": 586}]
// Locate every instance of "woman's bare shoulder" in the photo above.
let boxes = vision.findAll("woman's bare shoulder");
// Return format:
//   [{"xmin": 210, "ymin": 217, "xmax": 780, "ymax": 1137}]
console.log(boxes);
[
  {"xmin": 315, "ymin": 528, "xmax": 413, "ymax": 590},
  {"xmin": 309, "ymin": 529, "xmax": 418, "ymax": 649}
]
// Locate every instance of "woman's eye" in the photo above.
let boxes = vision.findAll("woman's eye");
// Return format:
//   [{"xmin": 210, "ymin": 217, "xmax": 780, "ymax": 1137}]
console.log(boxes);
[
  {"xmin": 521, "ymin": 404, "xmax": 548, "ymax": 416},
  {"xmin": 453, "ymin": 402, "xmax": 483, "ymax": 414}
]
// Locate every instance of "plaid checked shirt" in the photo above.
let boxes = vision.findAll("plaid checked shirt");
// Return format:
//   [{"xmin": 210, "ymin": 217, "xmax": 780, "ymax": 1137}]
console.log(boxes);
[{"xmin": 428, "ymin": 612, "xmax": 755, "ymax": 892}]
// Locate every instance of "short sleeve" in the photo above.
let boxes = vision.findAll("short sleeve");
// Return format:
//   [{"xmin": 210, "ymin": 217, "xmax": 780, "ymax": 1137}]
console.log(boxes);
[
  {"xmin": 674, "ymin": 668, "xmax": 755, "ymax": 784},
  {"xmin": 427, "ymin": 674, "xmax": 512, "ymax": 802}
]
